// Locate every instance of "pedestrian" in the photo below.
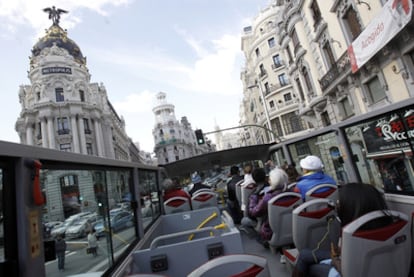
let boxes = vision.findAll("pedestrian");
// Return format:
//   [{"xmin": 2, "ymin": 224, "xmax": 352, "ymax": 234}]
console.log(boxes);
[
  {"xmin": 55, "ymin": 235, "xmax": 67, "ymax": 271},
  {"xmin": 87, "ymin": 229, "xmax": 98, "ymax": 257}
]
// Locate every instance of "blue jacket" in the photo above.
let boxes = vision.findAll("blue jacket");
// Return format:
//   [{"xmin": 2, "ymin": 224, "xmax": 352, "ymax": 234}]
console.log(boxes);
[{"xmin": 296, "ymin": 171, "xmax": 336, "ymax": 200}]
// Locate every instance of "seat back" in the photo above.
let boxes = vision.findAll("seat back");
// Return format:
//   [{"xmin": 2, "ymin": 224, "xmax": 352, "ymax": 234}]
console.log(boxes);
[
  {"xmin": 292, "ymin": 198, "xmax": 339, "ymax": 251},
  {"xmin": 241, "ymin": 183, "xmax": 255, "ymax": 216},
  {"xmin": 235, "ymin": 180, "xmax": 244, "ymax": 208},
  {"xmin": 342, "ymin": 210, "xmax": 411, "ymax": 277},
  {"xmin": 163, "ymin": 196, "xmax": 191, "ymax": 214},
  {"xmin": 305, "ymin": 184, "xmax": 337, "ymax": 211},
  {"xmin": 187, "ymin": 254, "xmax": 270, "ymax": 277},
  {"xmin": 268, "ymin": 192, "xmax": 302, "ymax": 248},
  {"xmin": 191, "ymin": 191, "xmax": 218, "ymax": 210}
]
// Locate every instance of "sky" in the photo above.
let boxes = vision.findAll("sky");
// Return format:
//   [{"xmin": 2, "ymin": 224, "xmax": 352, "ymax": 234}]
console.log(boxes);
[{"xmin": 0, "ymin": 0, "xmax": 271, "ymax": 153}]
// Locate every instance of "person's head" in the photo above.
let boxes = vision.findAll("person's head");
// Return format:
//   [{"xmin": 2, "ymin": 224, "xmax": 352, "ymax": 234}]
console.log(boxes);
[
  {"xmin": 284, "ymin": 164, "xmax": 300, "ymax": 183},
  {"xmin": 268, "ymin": 168, "xmax": 288, "ymax": 190},
  {"xmin": 191, "ymin": 172, "xmax": 202, "ymax": 184},
  {"xmin": 230, "ymin": 166, "xmax": 240, "ymax": 176},
  {"xmin": 252, "ymin": 168, "xmax": 266, "ymax": 184},
  {"xmin": 300, "ymin": 155, "xmax": 323, "ymax": 173},
  {"xmin": 243, "ymin": 164, "xmax": 253, "ymax": 175},
  {"xmin": 162, "ymin": 178, "xmax": 176, "ymax": 191},
  {"xmin": 336, "ymin": 182, "xmax": 388, "ymax": 227}
]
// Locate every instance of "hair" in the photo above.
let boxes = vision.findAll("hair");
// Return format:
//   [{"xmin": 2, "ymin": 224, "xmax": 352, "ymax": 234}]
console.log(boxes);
[
  {"xmin": 284, "ymin": 164, "xmax": 300, "ymax": 184},
  {"xmin": 252, "ymin": 168, "xmax": 266, "ymax": 183},
  {"xmin": 268, "ymin": 168, "xmax": 288, "ymax": 190},
  {"xmin": 337, "ymin": 182, "xmax": 389, "ymax": 228},
  {"xmin": 162, "ymin": 178, "xmax": 175, "ymax": 191},
  {"xmin": 230, "ymin": 166, "xmax": 240, "ymax": 175},
  {"xmin": 243, "ymin": 164, "xmax": 253, "ymax": 174}
]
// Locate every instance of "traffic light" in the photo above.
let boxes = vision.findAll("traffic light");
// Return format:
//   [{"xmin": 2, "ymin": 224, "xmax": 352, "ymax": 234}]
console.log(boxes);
[{"xmin": 195, "ymin": 129, "xmax": 205, "ymax": 145}]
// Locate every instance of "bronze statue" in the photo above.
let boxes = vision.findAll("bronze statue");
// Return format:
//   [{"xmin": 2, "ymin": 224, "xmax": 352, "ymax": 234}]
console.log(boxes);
[{"xmin": 43, "ymin": 6, "xmax": 68, "ymax": 25}]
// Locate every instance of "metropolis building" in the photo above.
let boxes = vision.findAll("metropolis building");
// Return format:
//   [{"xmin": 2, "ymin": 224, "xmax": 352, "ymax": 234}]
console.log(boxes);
[{"xmin": 14, "ymin": 16, "xmax": 135, "ymax": 221}]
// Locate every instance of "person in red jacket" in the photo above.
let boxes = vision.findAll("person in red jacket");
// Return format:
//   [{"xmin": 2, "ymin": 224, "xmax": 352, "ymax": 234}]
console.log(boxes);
[{"xmin": 162, "ymin": 178, "xmax": 191, "ymax": 203}]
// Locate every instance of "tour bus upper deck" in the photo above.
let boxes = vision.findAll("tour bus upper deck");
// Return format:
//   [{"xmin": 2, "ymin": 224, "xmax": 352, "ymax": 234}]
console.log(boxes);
[{"xmin": 1, "ymin": 98, "xmax": 414, "ymax": 276}]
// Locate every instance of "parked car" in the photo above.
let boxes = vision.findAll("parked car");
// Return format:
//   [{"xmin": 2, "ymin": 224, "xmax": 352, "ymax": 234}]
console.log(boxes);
[
  {"xmin": 65, "ymin": 219, "xmax": 92, "ymax": 239},
  {"xmin": 43, "ymin": 221, "xmax": 63, "ymax": 239},
  {"xmin": 50, "ymin": 212, "xmax": 90, "ymax": 238},
  {"xmin": 94, "ymin": 211, "xmax": 133, "ymax": 237}
]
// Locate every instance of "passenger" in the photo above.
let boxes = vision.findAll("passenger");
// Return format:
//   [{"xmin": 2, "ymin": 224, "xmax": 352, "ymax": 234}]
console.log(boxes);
[
  {"xmin": 226, "ymin": 165, "xmax": 244, "ymax": 224},
  {"xmin": 292, "ymin": 182, "xmax": 391, "ymax": 277},
  {"xmin": 240, "ymin": 164, "xmax": 254, "ymax": 211},
  {"xmin": 188, "ymin": 172, "xmax": 211, "ymax": 196},
  {"xmin": 246, "ymin": 168, "xmax": 288, "ymax": 248},
  {"xmin": 55, "ymin": 234, "xmax": 67, "ymax": 272},
  {"xmin": 162, "ymin": 178, "xmax": 191, "ymax": 202},
  {"xmin": 87, "ymin": 229, "xmax": 98, "ymax": 257},
  {"xmin": 240, "ymin": 168, "xmax": 269, "ymax": 242},
  {"xmin": 294, "ymin": 155, "xmax": 336, "ymax": 200},
  {"xmin": 284, "ymin": 163, "xmax": 300, "ymax": 189}
]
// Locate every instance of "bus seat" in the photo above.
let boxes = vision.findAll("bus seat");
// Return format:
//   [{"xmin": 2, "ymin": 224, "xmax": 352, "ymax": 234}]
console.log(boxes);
[
  {"xmin": 191, "ymin": 191, "xmax": 218, "ymax": 210},
  {"xmin": 284, "ymin": 199, "xmax": 339, "ymax": 266},
  {"xmin": 241, "ymin": 183, "xmax": 255, "ymax": 216},
  {"xmin": 187, "ymin": 254, "xmax": 269, "ymax": 277},
  {"xmin": 235, "ymin": 180, "xmax": 244, "ymax": 209},
  {"xmin": 163, "ymin": 196, "xmax": 191, "ymax": 214},
  {"xmin": 305, "ymin": 184, "xmax": 337, "ymax": 211},
  {"xmin": 268, "ymin": 192, "xmax": 302, "ymax": 250},
  {"xmin": 342, "ymin": 210, "xmax": 411, "ymax": 277},
  {"xmin": 128, "ymin": 274, "xmax": 168, "ymax": 277}
]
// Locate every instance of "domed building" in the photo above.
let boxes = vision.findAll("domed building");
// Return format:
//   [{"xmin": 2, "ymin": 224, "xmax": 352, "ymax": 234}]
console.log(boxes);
[{"xmin": 15, "ymin": 19, "xmax": 131, "ymax": 160}]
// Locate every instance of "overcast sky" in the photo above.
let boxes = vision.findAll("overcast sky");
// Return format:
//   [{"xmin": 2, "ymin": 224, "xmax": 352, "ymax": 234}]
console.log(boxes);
[{"xmin": 0, "ymin": 0, "xmax": 270, "ymax": 152}]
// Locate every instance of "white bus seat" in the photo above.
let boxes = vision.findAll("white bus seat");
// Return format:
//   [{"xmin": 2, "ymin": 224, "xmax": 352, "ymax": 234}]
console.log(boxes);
[
  {"xmin": 241, "ymin": 183, "xmax": 255, "ymax": 216},
  {"xmin": 342, "ymin": 210, "xmax": 411, "ymax": 277},
  {"xmin": 234, "ymin": 179, "xmax": 244, "ymax": 210},
  {"xmin": 187, "ymin": 254, "xmax": 269, "ymax": 277},
  {"xmin": 305, "ymin": 184, "xmax": 337, "ymax": 211},
  {"xmin": 284, "ymin": 199, "xmax": 339, "ymax": 266},
  {"xmin": 287, "ymin": 182, "xmax": 297, "ymax": 191},
  {"xmin": 163, "ymin": 196, "xmax": 191, "ymax": 214},
  {"xmin": 191, "ymin": 191, "xmax": 218, "ymax": 210},
  {"xmin": 268, "ymin": 192, "xmax": 302, "ymax": 250}
]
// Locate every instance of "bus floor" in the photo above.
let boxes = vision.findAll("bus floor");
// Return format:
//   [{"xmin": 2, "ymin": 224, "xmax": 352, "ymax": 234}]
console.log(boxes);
[{"xmin": 240, "ymin": 230, "xmax": 290, "ymax": 277}]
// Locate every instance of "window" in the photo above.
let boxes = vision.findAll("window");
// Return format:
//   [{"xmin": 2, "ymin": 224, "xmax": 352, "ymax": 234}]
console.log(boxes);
[
  {"xmin": 57, "ymin": 117, "xmax": 69, "ymax": 135},
  {"xmin": 255, "ymin": 48, "xmax": 260, "ymax": 57},
  {"xmin": 272, "ymin": 54, "xmax": 282, "ymax": 68},
  {"xmin": 322, "ymin": 42, "xmax": 336, "ymax": 69},
  {"xmin": 268, "ymin": 37, "xmax": 275, "ymax": 48},
  {"xmin": 36, "ymin": 91, "xmax": 41, "ymax": 101},
  {"xmin": 79, "ymin": 90, "xmax": 85, "ymax": 102},
  {"xmin": 282, "ymin": 112, "xmax": 304, "ymax": 134},
  {"xmin": 338, "ymin": 97, "xmax": 353, "ymax": 118},
  {"xmin": 269, "ymin": 100, "xmax": 275, "ymax": 109},
  {"xmin": 278, "ymin": 73, "xmax": 289, "ymax": 86},
  {"xmin": 60, "ymin": 175, "xmax": 78, "ymax": 187},
  {"xmin": 295, "ymin": 141, "xmax": 311, "ymax": 156},
  {"xmin": 271, "ymin": 117, "xmax": 283, "ymax": 138},
  {"xmin": 55, "ymin": 87, "xmax": 64, "ymax": 102},
  {"xmin": 60, "ymin": 143, "xmax": 72, "ymax": 152},
  {"xmin": 250, "ymin": 101, "xmax": 255, "ymax": 112},
  {"xmin": 310, "ymin": 0, "xmax": 322, "ymax": 28},
  {"xmin": 295, "ymin": 78, "xmax": 305, "ymax": 101},
  {"xmin": 366, "ymin": 76, "xmax": 386, "ymax": 104},
  {"xmin": 170, "ymin": 129, "xmax": 175, "ymax": 134},
  {"xmin": 175, "ymin": 156, "xmax": 179, "ymax": 161},
  {"xmin": 264, "ymin": 82, "xmax": 270, "ymax": 94},
  {"xmin": 344, "ymin": 7, "xmax": 362, "ymax": 40},
  {"xmin": 259, "ymin": 64, "xmax": 266, "ymax": 77},
  {"xmin": 302, "ymin": 67, "xmax": 314, "ymax": 97},
  {"xmin": 292, "ymin": 29, "xmax": 300, "ymax": 50},
  {"xmin": 321, "ymin": 111, "xmax": 331, "ymax": 126},
  {"xmin": 283, "ymin": 93, "xmax": 292, "ymax": 102},
  {"xmin": 83, "ymin": 118, "xmax": 91, "ymax": 134},
  {"xmin": 86, "ymin": 143, "xmax": 93, "ymax": 155},
  {"xmin": 37, "ymin": 122, "xmax": 42, "ymax": 139},
  {"xmin": 286, "ymin": 45, "xmax": 293, "ymax": 64}
]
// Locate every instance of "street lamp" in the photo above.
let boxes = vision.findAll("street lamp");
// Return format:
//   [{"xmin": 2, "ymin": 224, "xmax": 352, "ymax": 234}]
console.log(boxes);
[{"xmin": 247, "ymin": 81, "xmax": 275, "ymax": 142}]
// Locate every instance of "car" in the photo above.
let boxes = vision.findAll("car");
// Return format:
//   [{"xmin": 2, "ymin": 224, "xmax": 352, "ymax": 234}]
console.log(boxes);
[
  {"xmin": 50, "ymin": 212, "xmax": 89, "ymax": 238},
  {"xmin": 43, "ymin": 221, "xmax": 63, "ymax": 239},
  {"xmin": 94, "ymin": 211, "xmax": 134, "ymax": 237},
  {"xmin": 65, "ymin": 219, "xmax": 92, "ymax": 239}
]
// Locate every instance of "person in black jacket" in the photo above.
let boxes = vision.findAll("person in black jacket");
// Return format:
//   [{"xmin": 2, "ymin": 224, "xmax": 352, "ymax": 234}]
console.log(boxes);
[
  {"xmin": 226, "ymin": 166, "xmax": 244, "ymax": 224},
  {"xmin": 55, "ymin": 235, "xmax": 67, "ymax": 271}
]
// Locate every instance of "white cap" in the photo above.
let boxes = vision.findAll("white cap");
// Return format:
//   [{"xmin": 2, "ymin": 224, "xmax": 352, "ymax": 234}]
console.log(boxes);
[{"xmin": 300, "ymin": 155, "xmax": 323, "ymax": 171}]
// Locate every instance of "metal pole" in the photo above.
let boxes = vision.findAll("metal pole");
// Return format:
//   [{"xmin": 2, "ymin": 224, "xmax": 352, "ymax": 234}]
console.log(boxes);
[{"xmin": 256, "ymin": 82, "xmax": 276, "ymax": 143}]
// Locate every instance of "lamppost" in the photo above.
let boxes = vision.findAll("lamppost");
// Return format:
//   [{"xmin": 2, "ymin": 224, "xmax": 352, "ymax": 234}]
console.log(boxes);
[{"xmin": 247, "ymin": 81, "xmax": 275, "ymax": 143}]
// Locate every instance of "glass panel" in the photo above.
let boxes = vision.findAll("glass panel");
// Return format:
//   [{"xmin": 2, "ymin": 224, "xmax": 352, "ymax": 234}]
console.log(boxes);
[
  {"xmin": 139, "ymin": 170, "xmax": 160, "ymax": 230},
  {"xmin": 42, "ymin": 168, "xmax": 135, "ymax": 276},
  {"xmin": 344, "ymin": 107, "xmax": 414, "ymax": 194},
  {"xmin": 288, "ymin": 132, "xmax": 349, "ymax": 185},
  {"xmin": 0, "ymin": 168, "xmax": 3, "ymax": 263}
]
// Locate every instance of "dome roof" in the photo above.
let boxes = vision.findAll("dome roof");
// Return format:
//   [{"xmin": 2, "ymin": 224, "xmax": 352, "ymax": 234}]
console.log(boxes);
[{"xmin": 31, "ymin": 24, "xmax": 86, "ymax": 65}]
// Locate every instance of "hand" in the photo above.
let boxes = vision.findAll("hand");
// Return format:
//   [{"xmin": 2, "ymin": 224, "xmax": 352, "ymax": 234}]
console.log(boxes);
[{"xmin": 330, "ymin": 242, "xmax": 340, "ymax": 258}]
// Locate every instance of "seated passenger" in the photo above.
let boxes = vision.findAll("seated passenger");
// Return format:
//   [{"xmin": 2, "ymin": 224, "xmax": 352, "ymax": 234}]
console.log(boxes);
[
  {"xmin": 292, "ymin": 182, "xmax": 392, "ymax": 277},
  {"xmin": 188, "ymin": 172, "xmax": 211, "ymax": 196},
  {"xmin": 226, "ymin": 165, "xmax": 244, "ymax": 224},
  {"xmin": 294, "ymin": 155, "xmax": 336, "ymax": 200},
  {"xmin": 240, "ymin": 164, "xmax": 254, "ymax": 211},
  {"xmin": 247, "ymin": 168, "xmax": 288, "ymax": 245},
  {"xmin": 284, "ymin": 163, "xmax": 300, "ymax": 189},
  {"xmin": 162, "ymin": 178, "xmax": 191, "ymax": 203}
]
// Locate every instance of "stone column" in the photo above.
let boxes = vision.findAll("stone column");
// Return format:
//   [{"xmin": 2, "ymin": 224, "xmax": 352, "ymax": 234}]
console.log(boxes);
[
  {"xmin": 94, "ymin": 119, "xmax": 104, "ymax": 157},
  {"xmin": 71, "ymin": 116, "xmax": 80, "ymax": 153},
  {"xmin": 26, "ymin": 124, "xmax": 34, "ymax": 145},
  {"xmin": 40, "ymin": 118, "xmax": 48, "ymax": 147},
  {"xmin": 47, "ymin": 117, "xmax": 56, "ymax": 149},
  {"xmin": 78, "ymin": 116, "xmax": 87, "ymax": 154}
]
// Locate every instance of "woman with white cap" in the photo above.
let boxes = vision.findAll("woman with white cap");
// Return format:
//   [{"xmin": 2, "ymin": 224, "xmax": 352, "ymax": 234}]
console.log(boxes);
[{"xmin": 294, "ymin": 155, "xmax": 336, "ymax": 200}]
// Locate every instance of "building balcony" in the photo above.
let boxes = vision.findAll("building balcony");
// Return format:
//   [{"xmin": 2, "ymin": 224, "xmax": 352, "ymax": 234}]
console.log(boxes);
[
  {"xmin": 271, "ymin": 61, "xmax": 284, "ymax": 70},
  {"xmin": 319, "ymin": 50, "xmax": 351, "ymax": 91},
  {"xmin": 84, "ymin": 129, "xmax": 92, "ymax": 135},
  {"xmin": 57, "ymin": 129, "xmax": 70, "ymax": 135}
]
